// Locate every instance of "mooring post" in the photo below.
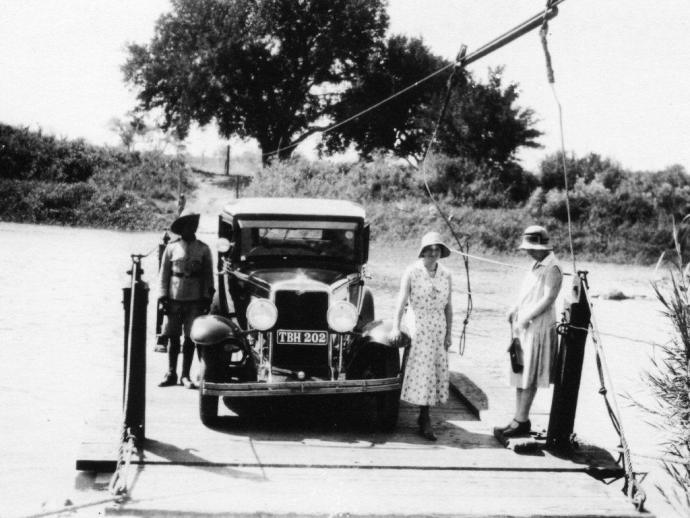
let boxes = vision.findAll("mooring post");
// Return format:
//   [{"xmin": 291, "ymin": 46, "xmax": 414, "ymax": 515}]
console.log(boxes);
[
  {"xmin": 122, "ymin": 256, "xmax": 149, "ymax": 440},
  {"xmin": 546, "ymin": 270, "xmax": 591, "ymax": 450}
]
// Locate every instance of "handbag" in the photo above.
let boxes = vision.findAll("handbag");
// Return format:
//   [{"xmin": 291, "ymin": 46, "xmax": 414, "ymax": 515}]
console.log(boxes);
[{"xmin": 508, "ymin": 322, "xmax": 524, "ymax": 374}]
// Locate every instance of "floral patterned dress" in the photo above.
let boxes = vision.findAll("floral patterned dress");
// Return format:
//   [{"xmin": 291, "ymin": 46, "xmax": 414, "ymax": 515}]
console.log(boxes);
[{"xmin": 400, "ymin": 260, "xmax": 450, "ymax": 406}]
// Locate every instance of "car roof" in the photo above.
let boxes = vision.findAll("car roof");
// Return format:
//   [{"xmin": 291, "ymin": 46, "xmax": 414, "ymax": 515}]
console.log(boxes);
[{"xmin": 222, "ymin": 197, "xmax": 366, "ymax": 220}]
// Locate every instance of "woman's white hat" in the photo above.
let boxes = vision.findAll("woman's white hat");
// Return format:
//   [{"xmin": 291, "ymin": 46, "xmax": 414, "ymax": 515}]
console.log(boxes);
[
  {"xmin": 171, "ymin": 208, "xmax": 200, "ymax": 234},
  {"xmin": 417, "ymin": 231, "xmax": 451, "ymax": 258},
  {"xmin": 518, "ymin": 225, "xmax": 552, "ymax": 251}
]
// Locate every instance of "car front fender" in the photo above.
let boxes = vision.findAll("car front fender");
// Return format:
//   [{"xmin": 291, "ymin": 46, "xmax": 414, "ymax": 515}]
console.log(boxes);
[
  {"xmin": 361, "ymin": 319, "xmax": 410, "ymax": 348},
  {"xmin": 190, "ymin": 315, "xmax": 241, "ymax": 346}
]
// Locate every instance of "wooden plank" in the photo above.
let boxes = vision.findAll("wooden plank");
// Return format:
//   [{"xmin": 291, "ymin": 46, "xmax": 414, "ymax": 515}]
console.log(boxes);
[
  {"xmin": 75, "ymin": 376, "xmax": 122, "ymax": 472},
  {"xmin": 449, "ymin": 370, "xmax": 488, "ymax": 418},
  {"xmin": 105, "ymin": 466, "xmax": 646, "ymax": 517},
  {"xmin": 77, "ymin": 358, "xmax": 621, "ymax": 474}
]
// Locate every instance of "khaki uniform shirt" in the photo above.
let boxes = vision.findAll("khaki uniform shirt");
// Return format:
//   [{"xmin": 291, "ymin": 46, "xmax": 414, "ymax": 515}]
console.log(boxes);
[{"xmin": 159, "ymin": 239, "xmax": 214, "ymax": 301}]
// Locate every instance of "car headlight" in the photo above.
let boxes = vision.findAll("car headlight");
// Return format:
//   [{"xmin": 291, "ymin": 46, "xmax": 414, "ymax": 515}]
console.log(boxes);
[
  {"xmin": 216, "ymin": 238, "xmax": 231, "ymax": 253},
  {"xmin": 327, "ymin": 300, "xmax": 358, "ymax": 333},
  {"xmin": 246, "ymin": 299, "xmax": 278, "ymax": 331}
]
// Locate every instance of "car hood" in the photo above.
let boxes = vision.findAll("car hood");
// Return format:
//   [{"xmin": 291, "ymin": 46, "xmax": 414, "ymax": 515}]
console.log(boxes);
[{"xmin": 244, "ymin": 268, "xmax": 349, "ymax": 291}]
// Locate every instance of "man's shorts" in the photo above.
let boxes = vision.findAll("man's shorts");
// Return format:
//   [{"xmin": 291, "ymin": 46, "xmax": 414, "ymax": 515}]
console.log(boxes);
[{"xmin": 166, "ymin": 300, "xmax": 206, "ymax": 339}]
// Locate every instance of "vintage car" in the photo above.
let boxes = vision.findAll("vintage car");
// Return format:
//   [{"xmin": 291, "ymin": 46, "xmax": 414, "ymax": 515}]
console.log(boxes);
[{"xmin": 190, "ymin": 197, "xmax": 407, "ymax": 429}]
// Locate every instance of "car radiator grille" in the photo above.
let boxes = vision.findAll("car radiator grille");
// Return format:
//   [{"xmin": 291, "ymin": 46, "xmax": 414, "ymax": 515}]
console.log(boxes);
[{"xmin": 273, "ymin": 290, "xmax": 329, "ymax": 377}]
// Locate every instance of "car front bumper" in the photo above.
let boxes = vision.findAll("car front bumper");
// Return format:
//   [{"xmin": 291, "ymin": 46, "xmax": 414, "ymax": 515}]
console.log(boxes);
[{"xmin": 201, "ymin": 376, "xmax": 401, "ymax": 397}]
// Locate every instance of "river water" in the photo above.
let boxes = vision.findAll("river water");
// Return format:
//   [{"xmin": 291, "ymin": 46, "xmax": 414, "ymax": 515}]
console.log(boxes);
[{"xmin": 0, "ymin": 221, "xmax": 682, "ymax": 517}]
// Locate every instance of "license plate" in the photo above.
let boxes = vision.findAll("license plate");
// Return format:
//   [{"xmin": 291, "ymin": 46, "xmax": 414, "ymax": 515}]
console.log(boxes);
[{"xmin": 276, "ymin": 329, "xmax": 328, "ymax": 345}]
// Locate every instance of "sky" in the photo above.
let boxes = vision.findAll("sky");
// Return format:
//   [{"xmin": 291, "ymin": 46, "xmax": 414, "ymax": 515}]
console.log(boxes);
[{"xmin": 1, "ymin": 0, "xmax": 689, "ymax": 174}]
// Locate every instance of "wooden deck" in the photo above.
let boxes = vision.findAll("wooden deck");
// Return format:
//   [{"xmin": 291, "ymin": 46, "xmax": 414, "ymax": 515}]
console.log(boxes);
[{"xmin": 76, "ymin": 354, "xmax": 649, "ymax": 517}]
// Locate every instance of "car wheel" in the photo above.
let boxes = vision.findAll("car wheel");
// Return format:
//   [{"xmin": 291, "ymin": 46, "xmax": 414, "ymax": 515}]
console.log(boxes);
[
  {"xmin": 198, "ymin": 352, "xmax": 219, "ymax": 427},
  {"xmin": 375, "ymin": 348, "xmax": 401, "ymax": 432}
]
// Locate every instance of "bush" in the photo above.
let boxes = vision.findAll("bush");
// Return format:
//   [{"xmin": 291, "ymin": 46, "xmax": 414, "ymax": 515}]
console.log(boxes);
[
  {"xmin": 428, "ymin": 155, "xmax": 537, "ymax": 208},
  {"xmin": 0, "ymin": 124, "xmax": 102, "ymax": 183},
  {"xmin": 0, "ymin": 123, "xmax": 192, "ymax": 229}
]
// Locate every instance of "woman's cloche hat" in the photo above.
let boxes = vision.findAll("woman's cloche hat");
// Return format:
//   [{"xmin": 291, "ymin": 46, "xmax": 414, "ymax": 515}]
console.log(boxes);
[
  {"xmin": 417, "ymin": 231, "xmax": 451, "ymax": 258},
  {"xmin": 518, "ymin": 225, "xmax": 553, "ymax": 251},
  {"xmin": 171, "ymin": 208, "xmax": 201, "ymax": 234}
]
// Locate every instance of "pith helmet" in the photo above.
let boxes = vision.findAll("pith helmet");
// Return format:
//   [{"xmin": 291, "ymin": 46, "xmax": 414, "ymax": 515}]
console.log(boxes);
[
  {"xmin": 518, "ymin": 225, "xmax": 552, "ymax": 251},
  {"xmin": 171, "ymin": 208, "xmax": 200, "ymax": 234},
  {"xmin": 417, "ymin": 231, "xmax": 451, "ymax": 258}
]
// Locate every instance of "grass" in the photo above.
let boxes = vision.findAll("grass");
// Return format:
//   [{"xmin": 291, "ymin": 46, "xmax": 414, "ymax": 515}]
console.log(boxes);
[{"xmin": 645, "ymin": 221, "xmax": 690, "ymax": 515}]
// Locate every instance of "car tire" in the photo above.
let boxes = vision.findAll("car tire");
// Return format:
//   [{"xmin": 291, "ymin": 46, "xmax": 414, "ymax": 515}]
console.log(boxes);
[
  {"xmin": 375, "ymin": 348, "xmax": 401, "ymax": 432},
  {"xmin": 198, "ymin": 352, "xmax": 220, "ymax": 427}
]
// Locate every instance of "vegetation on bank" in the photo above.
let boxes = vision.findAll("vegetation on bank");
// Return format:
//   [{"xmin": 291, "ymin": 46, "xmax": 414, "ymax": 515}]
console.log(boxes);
[
  {"xmin": 245, "ymin": 154, "xmax": 689, "ymax": 264},
  {"xmin": 0, "ymin": 124, "xmax": 189, "ymax": 230},
  {"xmin": 3, "ymin": 123, "xmax": 690, "ymax": 264},
  {"xmin": 648, "ymin": 229, "xmax": 690, "ymax": 514}
]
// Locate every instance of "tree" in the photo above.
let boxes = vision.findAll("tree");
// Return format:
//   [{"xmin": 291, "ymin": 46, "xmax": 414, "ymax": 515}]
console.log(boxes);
[
  {"xmin": 323, "ymin": 38, "xmax": 540, "ymax": 167},
  {"xmin": 437, "ymin": 68, "xmax": 541, "ymax": 166},
  {"xmin": 539, "ymin": 152, "xmax": 623, "ymax": 191},
  {"xmin": 123, "ymin": 0, "xmax": 388, "ymax": 164},
  {"xmin": 108, "ymin": 112, "xmax": 149, "ymax": 151},
  {"xmin": 321, "ymin": 35, "xmax": 448, "ymax": 163},
  {"xmin": 109, "ymin": 111, "xmax": 185, "ymax": 154}
]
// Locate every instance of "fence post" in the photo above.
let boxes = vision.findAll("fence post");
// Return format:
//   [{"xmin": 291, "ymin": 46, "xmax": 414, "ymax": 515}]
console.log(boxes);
[
  {"xmin": 122, "ymin": 256, "xmax": 149, "ymax": 440},
  {"xmin": 547, "ymin": 270, "xmax": 591, "ymax": 451}
]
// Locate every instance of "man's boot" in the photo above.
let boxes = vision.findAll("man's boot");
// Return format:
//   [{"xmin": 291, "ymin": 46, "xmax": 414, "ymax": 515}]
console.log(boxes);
[
  {"xmin": 180, "ymin": 339, "xmax": 196, "ymax": 389},
  {"xmin": 159, "ymin": 340, "xmax": 180, "ymax": 387}
]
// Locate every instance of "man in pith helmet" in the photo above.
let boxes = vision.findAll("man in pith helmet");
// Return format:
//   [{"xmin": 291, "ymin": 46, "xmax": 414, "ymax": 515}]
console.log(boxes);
[{"xmin": 158, "ymin": 209, "xmax": 215, "ymax": 388}]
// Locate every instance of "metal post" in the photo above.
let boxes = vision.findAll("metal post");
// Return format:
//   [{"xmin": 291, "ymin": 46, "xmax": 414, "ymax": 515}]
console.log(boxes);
[
  {"xmin": 122, "ymin": 256, "xmax": 149, "ymax": 440},
  {"xmin": 546, "ymin": 270, "xmax": 591, "ymax": 450},
  {"xmin": 461, "ymin": 0, "xmax": 565, "ymax": 67}
]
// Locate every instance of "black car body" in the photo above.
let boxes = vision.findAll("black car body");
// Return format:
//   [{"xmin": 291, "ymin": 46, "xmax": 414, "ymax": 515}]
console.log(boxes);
[{"xmin": 190, "ymin": 197, "xmax": 406, "ymax": 428}]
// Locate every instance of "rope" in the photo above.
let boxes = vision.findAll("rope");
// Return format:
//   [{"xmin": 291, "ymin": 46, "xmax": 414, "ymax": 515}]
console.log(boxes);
[
  {"xmin": 448, "ymin": 245, "xmax": 573, "ymax": 276},
  {"xmin": 107, "ymin": 255, "xmax": 145, "ymax": 500},
  {"xmin": 540, "ymin": 1, "xmax": 577, "ymax": 274},
  {"xmin": 415, "ymin": 46, "xmax": 475, "ymax": 356},
  {"xmin": 617, "ymin": 447, "xmax": 690, "ymax": 466},
  {"xmin": 458, "ymin": 239, "xmax": 472, "ymax": 355},
  {"xmin": 23, "ymin": 496, "xmax": 126, "ymax": 518},
  {"xmin": 580, "ymin": 280, "xmax": 647, "ymax": 509},
  {"xmin": 564, "ymin": 323, "xmax": 671, "ymax": 349},
  {"xmin": 108, "ymin": 426, "xmax": 137, "ymax": 497}
]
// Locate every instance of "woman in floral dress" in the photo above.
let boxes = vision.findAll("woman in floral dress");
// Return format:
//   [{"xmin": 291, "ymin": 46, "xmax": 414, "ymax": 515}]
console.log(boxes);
[{"xmin": 391, "ymin": 231, "xmax": 453, "ymax": 441}]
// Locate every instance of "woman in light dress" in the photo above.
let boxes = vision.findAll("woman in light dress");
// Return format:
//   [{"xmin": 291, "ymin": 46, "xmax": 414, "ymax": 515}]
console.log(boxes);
[
  {"xmin": 500, "ymin": 225, "xmax": 562, "ymax": 437},
  {"xmin": 391, "ymin": 231, "xmax": 453, "ymax": 441}
]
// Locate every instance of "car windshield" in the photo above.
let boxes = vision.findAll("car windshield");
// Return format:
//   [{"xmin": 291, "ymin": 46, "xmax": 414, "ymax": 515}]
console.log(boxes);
[{"xmin": 237, "ymin": 219, "xmax": 358, "ymax": 262}]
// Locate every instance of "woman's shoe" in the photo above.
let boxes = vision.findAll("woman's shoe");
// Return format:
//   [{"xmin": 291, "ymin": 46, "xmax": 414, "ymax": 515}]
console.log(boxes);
[
  {"xmin": 501, "ymin": 419, "xmax": 531, "ymax": 438},
  {"xmin": 420, "ymin": 425, "xmax": 437, "ymax": 442},
  {"xmin": 418, "ymin": 414, "xmax": 437, "ymax": 441}
]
